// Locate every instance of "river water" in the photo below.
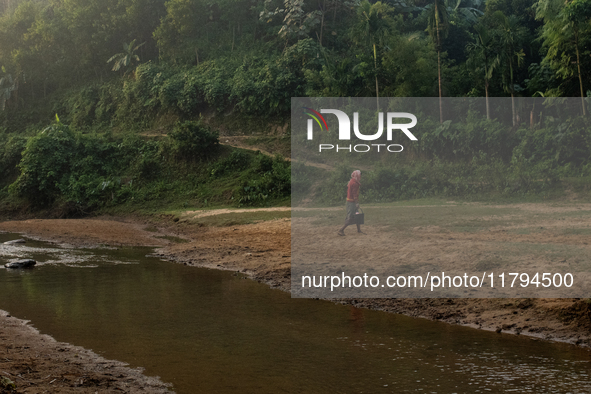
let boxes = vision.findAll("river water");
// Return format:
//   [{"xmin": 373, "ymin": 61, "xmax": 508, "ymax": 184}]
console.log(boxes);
[{"xmin": 0, "ymin": 234, "xmax": 590, "ymax": 393}]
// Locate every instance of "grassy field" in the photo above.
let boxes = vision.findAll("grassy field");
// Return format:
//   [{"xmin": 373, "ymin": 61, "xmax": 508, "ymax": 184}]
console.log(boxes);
[{"xmin": 292, "ymin": 199, "xmax": 591, "ymax": 298}]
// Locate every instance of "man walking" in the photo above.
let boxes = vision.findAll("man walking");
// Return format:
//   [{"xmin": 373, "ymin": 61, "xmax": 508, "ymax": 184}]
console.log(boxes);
[{"xmin": 338, "ymin": 170, "xmax": 364, "ymax": 236}]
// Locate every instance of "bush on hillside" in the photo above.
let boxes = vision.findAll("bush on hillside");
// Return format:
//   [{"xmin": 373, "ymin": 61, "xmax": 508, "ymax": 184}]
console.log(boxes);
[
  {"xmin": 10, "ymin": 123, "xmax": 77, "ymax": 206},
  {"xmin": 168, "ymin": 120, "xmax": 219, "ymax": 161}
]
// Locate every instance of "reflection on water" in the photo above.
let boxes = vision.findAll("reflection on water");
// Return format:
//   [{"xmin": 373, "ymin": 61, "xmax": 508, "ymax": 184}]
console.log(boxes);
[{"xmin": 0, "ymin": 233, "xmax": 590, "ymax": 393}]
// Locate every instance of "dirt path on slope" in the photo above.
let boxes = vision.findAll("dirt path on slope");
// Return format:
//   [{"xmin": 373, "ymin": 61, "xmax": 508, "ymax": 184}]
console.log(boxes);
[
  {"xmin": 183, "ymin": 207, "xmax": 292, "ymax": 219},
  {"xmin": 220, "ymin": 136, "xmax": 336, "ymax": 171}
]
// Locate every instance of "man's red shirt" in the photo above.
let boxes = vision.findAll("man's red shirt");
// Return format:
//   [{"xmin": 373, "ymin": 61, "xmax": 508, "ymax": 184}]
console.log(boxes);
[{"xmin": 346, "ymin": 178, "xmax": 360, "ymax": 202}]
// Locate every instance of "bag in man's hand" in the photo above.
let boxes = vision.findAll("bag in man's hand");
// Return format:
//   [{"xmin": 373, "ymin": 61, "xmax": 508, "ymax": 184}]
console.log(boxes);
[{"xmin": 352, "ymin": 207, "xmax": 364, "ymax": 225}]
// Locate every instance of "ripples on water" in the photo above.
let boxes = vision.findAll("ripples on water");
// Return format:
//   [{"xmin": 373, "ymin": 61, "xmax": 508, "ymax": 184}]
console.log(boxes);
[
  {"xmin": 1, "ymin": 233, "xmax": 590, "ymax": 394},
  {"xmin": 0, "ymin": 239, "xmax": 138, "ymax": 268}
]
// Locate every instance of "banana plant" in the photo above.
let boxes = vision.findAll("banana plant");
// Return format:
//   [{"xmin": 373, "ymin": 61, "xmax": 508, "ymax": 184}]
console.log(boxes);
[{"xmin": 107, "ymin": 39, "xmax": 146, "ymax": 73}]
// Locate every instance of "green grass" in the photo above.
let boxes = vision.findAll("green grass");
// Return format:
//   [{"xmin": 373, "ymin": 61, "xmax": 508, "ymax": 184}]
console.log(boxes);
[
  {"xmin": 293, "ymin": 198, "xmax": 591, "ymax": 275},
  {"xmin": 293, "ymin": 203, "xmax": 520, "ymax": 229},
  {"xmin": 474, "ymin": 259, "xmax": 505, "ymax": 271},
  {"xmin": 187, "ymin": 210, "xmax": 291, "ymax": 227},
  {"xmin": 562, "ymin": 228, "xmax": 591, "ymax": 235},
  {"xmin": 507, "ymin": 228, "xmax": 540, "ymax": 235},
  {"xmin": 155, "ymin": 235, "xmax": 189, "ymax": 243}
]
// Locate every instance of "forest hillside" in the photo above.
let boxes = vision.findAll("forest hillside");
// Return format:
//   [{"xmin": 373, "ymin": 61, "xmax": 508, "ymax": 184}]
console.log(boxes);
[{"xmin": 0, "ymin": 0, "xmax": 589, "ymax": 215}]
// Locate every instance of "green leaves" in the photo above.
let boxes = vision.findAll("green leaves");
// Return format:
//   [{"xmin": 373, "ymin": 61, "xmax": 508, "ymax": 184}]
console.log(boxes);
[
  {"xmin": 169, "ymin": 120, "xmax": 219, "ymax": 161},
  {"xmin": 536, "ymin": 0, "xmax": 591, "ymax": 100},
  {"xmin": 11, "ymin": 123, "xmax": 77, "ymax": 206},
  {"xmin": 107, "ymin": 39, "xmax": 146, "ymax": 72},
  {"xmin": 562, "ymin": 0, "xmax": 591, "ymax": 24},
  {"xmin": 352, "ymin": 0, "xmax": 394, "ymax": 48},
  {"xmin": 238, "ymin": 154, "xmax": 290, "ymax": 206},
  {"xmin": 0, "ymin": 73, "xmax": 16, "ymax": 111},
  {"xmin": 260, "ymin": 0, "xmax": 321, "ymax": 42},
  {"xmin": 426, "ymin": 0, "xmax": 450, "ymax": 46}
]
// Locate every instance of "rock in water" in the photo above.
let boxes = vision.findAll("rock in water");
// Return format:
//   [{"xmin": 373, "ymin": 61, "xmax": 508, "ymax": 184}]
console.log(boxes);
[
  {"xmin": 4, "ymin": 259, "xmax": 36, "ymax": 269},
  {"xmin": 3, "ymin": 239, "xmax": 26, "ymax": 245}
]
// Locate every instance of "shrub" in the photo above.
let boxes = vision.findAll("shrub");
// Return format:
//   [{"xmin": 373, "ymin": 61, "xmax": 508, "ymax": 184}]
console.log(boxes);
[
  {"xmin": 169, "ymin": 121, "xmax": 219, "ymax": 161},
  {"xmin": 291, "ymin": 161, "xmax": 315, "ymax": 202},
  {"xmin": 210, "ymin": 150, "xmax": 251, "ymax": 178},
  {"xmin": 239, "ymin": 155, "xmax": 290, "ymax": 205},
  {"xmin": 11, "ymin": 123, "xmax": 77, "ymax": 206}
]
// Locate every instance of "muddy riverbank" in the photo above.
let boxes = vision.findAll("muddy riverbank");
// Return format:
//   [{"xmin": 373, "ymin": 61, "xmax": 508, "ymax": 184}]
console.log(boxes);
[
  {"xmin": 1, "ymin": 207, "xmax": 591, "ymax": 391},
  {"xmin": 0, "ymin": 309, "xmax": 171, "ymax": 393}
]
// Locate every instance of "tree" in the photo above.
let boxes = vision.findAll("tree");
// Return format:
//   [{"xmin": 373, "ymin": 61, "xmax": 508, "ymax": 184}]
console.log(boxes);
[
  {"xmin": 351, "ymin": 0, "xmax": 393, "ymax": 109},
  {"xmin": 562, "ymin": 0, "xmax": 591, "ymax": 115},
  {"xmin": 381, "ymin": 32, "xmax": 439, "ymax": 97},
  {"xmin": 107, "ymin": 39, "xmax": 146, "ymax": 73},
  {"xmin": 466, "ymin": 23, "xmax": 499, "ymax": 119},
  {"xmin": 154, "ymin": 0, "xmax": 212, "ymax": 64},
  {"xmin": 426, "ymin": 0, "xmax": 449, "ymax": 123},
  {"xmin": 425, "ymin": 0, "xmax": 483, "ymax": 121},
  {"xmin": 536, "ymin": 0, "xmax": 591, "ymax": 116},
  {"xmin": 493, "ymin": 11, "xmax": 526, "ymax": 125},
  {"xmin": 260, "ymin": 0, "xmax": 321, "ymax": 49}
]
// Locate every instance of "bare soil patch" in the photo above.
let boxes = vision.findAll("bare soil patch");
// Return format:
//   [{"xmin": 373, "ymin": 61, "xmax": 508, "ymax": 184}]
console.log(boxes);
[{"xmin": 0, "ymin": 218, "xmax": 174, "ymax": 248}]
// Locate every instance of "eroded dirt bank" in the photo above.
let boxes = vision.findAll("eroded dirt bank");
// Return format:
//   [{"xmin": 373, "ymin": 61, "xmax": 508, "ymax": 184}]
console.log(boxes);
[
  {"xmin": 1, "ymin": 209, "xmax": 591, "ymax": 392},
  {"xmin": 0, "ymin": 309, "xmax": 171, "ymax": 393}
]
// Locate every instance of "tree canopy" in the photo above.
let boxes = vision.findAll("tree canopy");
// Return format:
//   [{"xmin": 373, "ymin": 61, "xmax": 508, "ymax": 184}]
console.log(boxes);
[{"xmin": 0, "ymin": 0, "xmax": 588, "ymax": 128}]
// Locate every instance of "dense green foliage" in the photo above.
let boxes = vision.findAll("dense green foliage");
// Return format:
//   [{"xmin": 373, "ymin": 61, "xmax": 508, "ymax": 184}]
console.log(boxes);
[
  {"xmin": 0, "ymin": 0, "xmax": 588, "ymax": 128},
  {"xmin": 3, "ymin": 120, "xmax": 289, "ymax": 213},
  {"xmin": 294, "ymin": 112, "xmax": 591, "ymax": 205},
  {"xmin": 0, "ymin": 0, "xmax": 589, "ymax": 213}
]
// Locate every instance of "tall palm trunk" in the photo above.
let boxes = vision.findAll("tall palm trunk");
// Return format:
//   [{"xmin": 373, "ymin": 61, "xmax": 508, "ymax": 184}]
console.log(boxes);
[
  {"xmin": 319, "ymin": 0, "xmax": 326, "ymax": 46},
  {"xmin": 437, "ymin": 47, "xmax": 442, "ymax": 123},
  {"xmin": 374, "ymin": 43, "xmax": 379, "ymax": 110},
  {"xmin": 510, "ymin": 62, "xmax": 515, "ymax": 126},
  {"xmin": 481, "ymin": 42, "xmax": 491, "ymax": 120},
  {"xmin": 574, "ymin": 30, "xmax": 586, "ymax": 116},
  {"xmin": 333, "ymin": 0, "xmax": 337, "ymax": 23},
  {"xmin": 511, "ymin": 91, "xmax": 515, "ymax": 126},
  {"xmin": 435, "ymin": 2, "xmax": 443, "ymax": 123},
  {"xmin": 485, "ymin": 77, "xmax": 490, "ymax": 120}
]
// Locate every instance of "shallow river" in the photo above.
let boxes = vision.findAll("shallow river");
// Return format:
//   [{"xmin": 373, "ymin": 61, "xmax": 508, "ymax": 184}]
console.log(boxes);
[{"xmin": 1, "ymin": 234, "xmax": 590, "ymax": 393}]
